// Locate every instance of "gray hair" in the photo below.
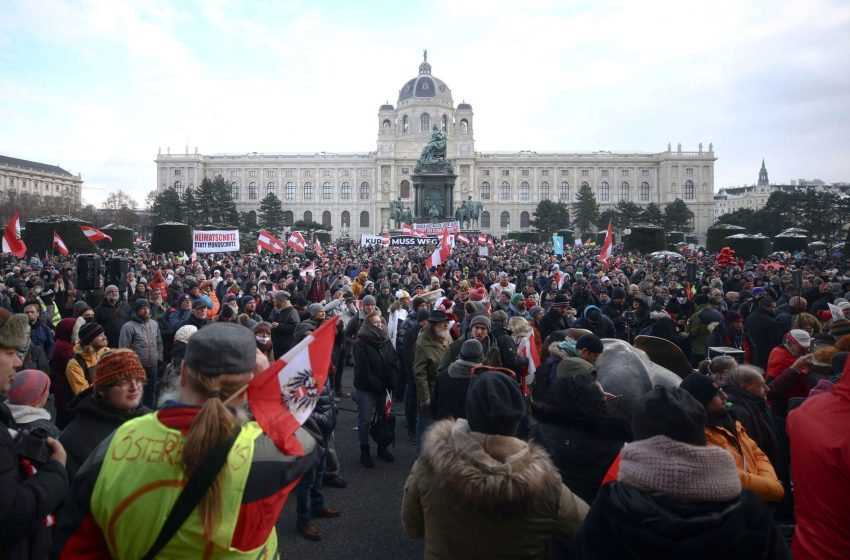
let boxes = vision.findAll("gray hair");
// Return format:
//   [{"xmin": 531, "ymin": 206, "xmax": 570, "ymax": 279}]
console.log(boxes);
[{"xmin": 727, "ymin": 364, "xmax": 765, "ymax": 386}]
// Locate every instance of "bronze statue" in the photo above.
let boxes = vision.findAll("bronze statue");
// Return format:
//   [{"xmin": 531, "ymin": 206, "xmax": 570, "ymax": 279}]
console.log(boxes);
[{"xmin": 415, "ymin": 125, "xmax": 449, "ymax": 173}]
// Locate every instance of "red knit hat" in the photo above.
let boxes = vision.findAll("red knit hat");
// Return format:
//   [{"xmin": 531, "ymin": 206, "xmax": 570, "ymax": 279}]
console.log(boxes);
[
  {"xmin": 93, "ymin": 349, "xmax": 147, "ymax": 389},
  {"xmin": 8, "ymin": 369, "xmax": 50, "ymax": 407}
]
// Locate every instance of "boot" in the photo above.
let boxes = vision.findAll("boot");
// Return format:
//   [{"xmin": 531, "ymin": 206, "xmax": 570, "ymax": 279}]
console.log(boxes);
[
  {"xmin": 360, "ymin": 445, "xmax": 374, "ymax": 468},
  {"xmin": 377, "ymin": 446, "xmax": 395, "ymax": 462}
]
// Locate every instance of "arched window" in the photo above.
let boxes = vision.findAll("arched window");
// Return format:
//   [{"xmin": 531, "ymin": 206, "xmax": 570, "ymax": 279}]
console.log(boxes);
[
  {"xmin": 441, "ymin": 114, "xmax": 448, "ymax": 132},
  {"xmin": 284, "ymin": 211, "xmax": 294, "ymax": 226},
  {"xmin": 520, "ymin": 181, "xmax": 530, "ymax": 201},
  {"xmin": 304, "ymin": 211, "xmax": 312, "ymax": 223},
  {"xmin": 322, "ymin": 182, "xmax": 332, "ymax": 200},
  {"xmin": 341, "ymin": 181, "xmax": 351, "ymax": 200},
  {"xmin": 341, "ymin": 211, "xmax": 350, "ymax": 227},
  {"xmin": 360, "ymin": 211, "xmax": 370, "ymax": 228},
  {"xmin": 402, "ymin": 115, "xmax": 409, "ymax": 133},
  {"xmin": 480, "ymin": 181, "xmax": 491, "ymax": 200},
  {"xmin": 230, "ymin": 182, "xmax": 240, "ymax": 200},
  {"xmin": 559, "ymin": 181, "xmax": 569, "ymax": 201},
  {"xmin": 400, "ymin": 180, "xmax": 411, "ymax": 199},
  {"xmin": 249, "ymin": 182, "xmax": 258, "ymax": 200},
  {"xmin": 684, "ymin": 180, "xmax": 694, "ymax": 200},
  {"xmin": 173, "ymin": 181, "xmax": 183, "ymax": 196},
  {"xmin": 520, "ymin": 211, "xmax": 530, "ymax": 229},
  {"xmin": 619, "ymin": 181, "xmax": 629, "ymax": 201},
  {"xmin": 382, "ymin": 119, "xmax": 391, "ymax": 129},
  {"xmin": 420, "ymin": 113, "xmax": 430, "ymax": 132},
  {"xmin": 500, "ymin": 181, "xmax": 510, "ymax": 201},
  {"xmin": 480, "ymin": 211, "xmax": 490, "ymax": 228},
  {"xmin": 303, "ymin": 182, "xmax": 313, "ymax": 200},
  {"xmin": 285, "ymin": 182, "xmax": 294, "ymax": 200},
  {"xmin": 640, "ymin": 182, "xmax": 650, "ymax": 201},
  {"xmin": 540, "ymin": 181, "xmax": 549, "ymax": 200},
  {"xmin": 600, "ymin": 182, "xmax": 609, "ymax": 201},
  {"xmin": 500, "ymin": 211, "xmax": 510, "ymax": 228},
  {"xmin": 322, "ymin": 211, "xmax": 331, "ymax": 227},
  {"xmin": 360, "ymin": 182, "xmax": 370, "ymax": 200},
  {"xmin": 267, "ymin": 182, "xmax": 276, "ymax": 196},
  {"xmin": 460, "ymin": 119, "xmax": 469, "ymax": 134}
]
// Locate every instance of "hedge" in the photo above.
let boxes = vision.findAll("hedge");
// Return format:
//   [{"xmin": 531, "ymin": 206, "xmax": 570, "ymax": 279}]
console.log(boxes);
[
  {"xmin": 556, "ymin": 229, "xmax": 575, "ymax": 246},
  {"xmin": 624, "ymin": 225, "xmax": 666, "ymax": 253},
  {"xmin": 23, "ymin": 215, "xmax": 94, "ymax": 255},
  {"xmin": 151, "ymin": 222, "xmax": 192, "ymax": 253},
  {"xmin": 667, "ymin": 231, "xmax": 685, "ymax": 244},
  {"xmin": 507, "ymin": 231, "xmax": 542, "ymax": 243},
  {"xmin": 100, "ymin": 224, "xmax": 134, "ymax": 251},
  {"xmin": 707, "ymin": 224, "xmax": 746, "ymax": 252},
  {"xmin": 724, "ymin": 234, "xmax": 772, "ymax": 258},
  {"xmin": 315, "ymin": 232, "xmax": 331, "ymax": 244},
  {"xmin": 772, "ymin": 235, "xmax": 808, "ymax": 252}
]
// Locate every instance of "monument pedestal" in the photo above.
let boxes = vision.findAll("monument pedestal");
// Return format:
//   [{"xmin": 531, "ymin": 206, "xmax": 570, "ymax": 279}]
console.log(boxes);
[{"xmin": 413, "ymin": 167, "xmax": 457, "ymax": 222}]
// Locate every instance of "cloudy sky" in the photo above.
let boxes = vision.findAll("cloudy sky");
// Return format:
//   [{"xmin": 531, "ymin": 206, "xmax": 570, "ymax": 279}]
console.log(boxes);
[{"xmin": 1, "ymin": 0, "xmax": 849, "ymax": 206}]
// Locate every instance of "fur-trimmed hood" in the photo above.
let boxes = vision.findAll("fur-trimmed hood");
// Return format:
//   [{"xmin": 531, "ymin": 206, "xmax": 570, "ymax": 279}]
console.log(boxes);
[
  {"xmin": 420, "ymin": 419, "xmax": 563, "ymax": 516},
  {"xmin": 0, "ymin": 313, "xmax": 30, "ymax": 350}
]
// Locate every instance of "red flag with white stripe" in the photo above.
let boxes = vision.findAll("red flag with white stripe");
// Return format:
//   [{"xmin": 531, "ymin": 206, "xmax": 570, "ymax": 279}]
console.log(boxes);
[
  {"xmin": 425, "ymin": 228, "xmax": 451, "ymax": 268},
  {"xmin": 381, "ymin": 233, "xmax": 390, "ymax": 246},
  {"xmin": 247, "ymin": 316, "xmax": 338, "ymax": 454},
  {"xmin": 315, "ymin": 237, "xmax": 323, "ymax": 256},
  {"xmin": 456, "ymin": 233, "xmax": 470, "ymax": 245},
  {"xmin": 477, "ymin": 233, "xmax": 487, "ymax": 245},
  {"xmin": 257, "ymin": 230, "xmax": 284, "ymax": 253},
  {"xmin": 287, "ymin": 231, "xmax": 307, "ymax": 251},
  {"xmin": 402, "ymin": 223, "xmax": 414, "ymax": 235},
  {"xmin": 383, "ymin": 389, "xmax": 392, "ymax": 419},
  {"xmin": 2, "ymin": 210, "xmax": 26, "ymax": 258},
  {"xmin": 80, "ymin": 225, "xmax": 112, "ymax": 243},
  {"xmin": 600, "ymin": 219, "xmax": 614, "ymax": 265},
  {"xmin": 518, "ymin": 337, "xmax": 540, "ymax": 398},
  {"xmin": 299, "ymin": 264, "xmax": 316, "ymax": 278},
  {"xmin": 52, "ymin": 231, "xmax": 69, "ymax": 256},
  {"xmin": 486, "ymin": 237, "xmax": 495, "ymax": 249}
]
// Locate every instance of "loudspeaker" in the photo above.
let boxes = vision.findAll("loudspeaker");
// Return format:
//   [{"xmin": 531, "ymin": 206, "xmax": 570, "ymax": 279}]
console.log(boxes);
[
  {"xmin": 75, "ymin": 254, "xmax": 102, "ymax": 291},
  {"xmin": 105, "ymin": 258, "xmax": 128, "ymax": 291}
]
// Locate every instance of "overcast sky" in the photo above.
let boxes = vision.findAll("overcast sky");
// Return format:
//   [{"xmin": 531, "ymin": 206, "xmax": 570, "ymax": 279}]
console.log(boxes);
[{"xmin": 1, "ymin": 0, "xmax": 849, "ymax": 206}]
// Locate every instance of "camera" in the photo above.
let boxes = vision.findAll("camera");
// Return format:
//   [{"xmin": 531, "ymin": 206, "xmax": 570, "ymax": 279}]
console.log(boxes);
[{"xmin": 14, "ymin": 427, "xmax": 51, "ymax": 464}]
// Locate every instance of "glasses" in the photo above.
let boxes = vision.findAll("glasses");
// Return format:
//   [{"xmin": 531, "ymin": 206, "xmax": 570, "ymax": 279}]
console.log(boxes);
[{"xmin": 114, "ymin": 378, "xmax": 145, "ymax": 389}]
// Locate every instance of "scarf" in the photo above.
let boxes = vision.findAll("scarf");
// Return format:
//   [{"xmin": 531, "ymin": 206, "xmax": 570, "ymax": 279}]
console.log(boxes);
[
  {"xmin": 619, "ymin": 435, "xmax": 741, "ymax": 503},
  {"xmin": 357, "ymin": 318, "xmax": 389, "ymax": 345}
]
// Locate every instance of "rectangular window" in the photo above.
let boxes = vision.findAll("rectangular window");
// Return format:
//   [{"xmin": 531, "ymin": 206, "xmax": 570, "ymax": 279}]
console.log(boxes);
[
  {"xmin": 560, "ymin": 169, "xmax": 569, "ymax": 176},
  {"xmin": 267, "ymin": 170, "xmax": 276, "ymax": 177},
  {"xmin": 303, "ymin": 169, "xmax": 313, "ymax": 177},
  {"xmin": 581, "ymin": 169, "xmax": 589, "ymax": 177},
  {"xmin": 249, "ymin": 170, "xmax": 257, "ymax": 177},
  {"xmin": 521, "ymin": 169, "xmax": 530, "ymax": 177},
  {"xmin": 231, "ymin": 170, "xmax": 239, "ymax": 177},
  {"xmin": 621, "ymin": 169, "xmax": 629, "ymax": 178},
  {"xmin": 641, "ymin": 169, "xmax": 650, "ymax": 177},
  {"xmin": 401, "ymin": 168, "xmax": 409, "ymax": 175},
  {"xmin": 322, "ymin": 169, "xmax": 332, "ymax": 177},
  {"xmin": 601, "ymin": 169, "xmax": 609, "ymax": 177},
  {"xmin": 686, "ymin": 168, "xmax": 694, "ymax": 176},
  {"xmin": 174, "ymin": 169, "xmax": 182, "ymax": 176},
  {"xmin": 359, "ymin": 169, "xmax": 369, "ymax": 178},
  {"xmin": 482, "ymin": 169, "xmax": 490, "ymax": 176},
  {"xmin": 501, "ymin": 169, "xmax": 510, "ymax": 177}
]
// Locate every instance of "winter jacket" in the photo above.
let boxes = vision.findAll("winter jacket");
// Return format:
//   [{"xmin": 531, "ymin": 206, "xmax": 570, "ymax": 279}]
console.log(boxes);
[
  {"xmin": 59, "ymin": 388, "xmax": 148, "ymax": 480},
  {"xmin": 402, "ymin": 419, "xmax": 588, "ymax": 559},
  {"xmin": 490, "ymin": 325, "xmax": 528, "ymax": 380},
  {"xmin": 437, "ymin": 332, "xmax": 501, "ymax": 372},
  {"xmin": 724, "ymin": 384, "xmax": 783, "ymax": 479},
  {"xmin": 539, "ymin": 308, "xmax": 572, "ymax": 341},
  {"xmin": 311, "ymin": 381, "xmax": 337, "ymax": 442},
  {"xmin": 5, "ymin": 404, "xmax": 61, "ymax": 439},
  {"xmin": 64, "ymin": 345, "xmax": 109, "ymax": 396},
  {"xmin": 573, "ymin": 306, "xmax": 616, "ymax": 339},
  {"xmin": 687, "ymin": 305, "xmax": 723, "ymax": 358},
  {"xmin": 401, "ymin": 321, "xmax": 422, "ymax": 383},
  {"xmin": 413, "ymin": 330, "xmax": 450, "ymax": 413},
  {"xmin": 787, "ymin": 370, "xmax": 850, "ymax": 560},
  {"xmin": 430, "ymin": 360, "xmax": 475, "ymax": 421},
  {"xmin": 269, "ymin": 304, "xmax": 300, "ymax": 359},
  {"xmin": 0, "ymin": 401, "xmax": 69, "ymax": 560},
  {"xmin": 705, "ymin": 326, "xmax": 755, "ymax": 364},
  {"xmin": 765, "ymin": 345, "xmax": 806, "ymax": 407},
  {"xmin": 118, "ymin": 316, "xmax": 163, "ymax": 368},
  {"xmin": 744, "ymin": 309, "xmax": 783, "ymax": 370},
  {"xmin": 353, "ymin": 338, "xmax": 397, "ymax": 394},
  {"xmin": 94, "ymin": 299, "xmax": 132, "ymax": 348}
]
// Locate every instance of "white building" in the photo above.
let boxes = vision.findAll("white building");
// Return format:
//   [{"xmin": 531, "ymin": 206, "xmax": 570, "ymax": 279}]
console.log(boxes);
[
  {"xmin": 155, "ymin": 54, "xmax": 717, "ymax": 240},
  {"xmin": 0, "ymin": 155, "xmax": 83, "ymax": 209}
]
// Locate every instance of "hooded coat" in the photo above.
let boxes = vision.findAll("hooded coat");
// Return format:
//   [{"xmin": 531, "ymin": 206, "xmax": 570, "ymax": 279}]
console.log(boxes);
[
  {"xmin": 51, "ymin": 318, "xmax": 78, "ymax": 426},
  {"xmin": 402, "ymin": 419, "xmax": 588, "ymax": 559}
]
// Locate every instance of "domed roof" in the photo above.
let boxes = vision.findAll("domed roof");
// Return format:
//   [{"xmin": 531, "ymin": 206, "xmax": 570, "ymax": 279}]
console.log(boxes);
[
  {"xmin": 379, "ymin": 103, "xmax": 394, "ymax": 111},
  {"xmin": 398, "ymin": 50, "xmax": 453, "ymax": 105},
  {"xmin": 457, "ymin": 102, "xmax": 472, "ymax": 110}
]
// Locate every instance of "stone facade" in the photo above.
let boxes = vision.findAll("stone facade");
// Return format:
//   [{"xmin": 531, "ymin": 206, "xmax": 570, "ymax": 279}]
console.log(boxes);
[
  {"xmin": 155, "ymin": 55, "xmax": 716, "ymax": 241},
  {"xmin": 0, "ymin": 155, "xmax": 83, "ymax": 210}
]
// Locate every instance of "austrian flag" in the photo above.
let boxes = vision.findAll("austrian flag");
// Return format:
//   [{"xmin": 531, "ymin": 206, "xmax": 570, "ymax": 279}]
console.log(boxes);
[
  {"xmin": 53, "ymin": 231, "xmax": 69, "ymax": 256},
  {"xmin": 425, "ymin": 228, "xmax": 451, "ymax": 268},
  {"xmin": 80, "ymin": 225, "xmax": 112, "ymax": 243},
  {"xmin": 247, "ymin": 316, "xmax": 338, "ymax": 455},
  {"xmin": 257, "ymin": 230, "xmax": 284, "ymax": 253},
  {"xmin": 456, "ymin": 233, "xmax": 470, "ymax": 245},
  {"xmin": 2, "ymin": 210, "xmax": 26, "ymax": 258},
  {"xmin": 287, "ymin": 231, "xmax": 307, "ymax": 252},
  {"xmin": 477, "ymin": 233, "xmax": 487, "ymax": 245}
]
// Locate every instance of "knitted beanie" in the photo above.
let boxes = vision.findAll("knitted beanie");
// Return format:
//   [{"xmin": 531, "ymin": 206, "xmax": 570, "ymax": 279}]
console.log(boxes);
[
  {"xmin": 829, "ymin": 319, "xmax": 850, "ymax": 339},
  {"xmin": 79, "ymin": 322, "xmax": 104, "ymax": 346},
  {"xmin": 8, "ymin": 369, "xmax": 50, "ymax": 407},
  {"xmin": 93, "ymin": 349, "xmax": 147, "ymax": 389},
  {"xmin": 174, "ymin": 324, "xmax": 198, "ymax": 344}
]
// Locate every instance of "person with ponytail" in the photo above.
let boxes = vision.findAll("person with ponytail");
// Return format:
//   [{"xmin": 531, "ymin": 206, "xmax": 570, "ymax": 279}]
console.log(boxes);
[{"xmin": 54, "ymin": 322, "xmax": 318, "ymax": 558}]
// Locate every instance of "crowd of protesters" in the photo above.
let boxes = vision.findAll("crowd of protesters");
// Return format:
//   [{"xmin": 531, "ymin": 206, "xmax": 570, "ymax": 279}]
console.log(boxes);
[{"xmin": 0, "ymin": 237, "xmax": 848, "ymax": 558}]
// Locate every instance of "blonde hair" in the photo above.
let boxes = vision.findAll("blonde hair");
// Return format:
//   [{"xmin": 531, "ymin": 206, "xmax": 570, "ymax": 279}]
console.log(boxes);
[{"xmin": 509, "ymin": 316, "xmax": 531, "ymax": 338}]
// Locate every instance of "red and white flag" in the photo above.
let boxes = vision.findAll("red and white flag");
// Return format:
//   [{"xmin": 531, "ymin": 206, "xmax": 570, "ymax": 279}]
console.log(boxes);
[
  {"xmin": 299, "ymin": 264, "xmax": 316, "ymax": 278},
  {"xmin": 315, "ymin": 237, "xmax": 323, "ymax": 256},
  {"xmin": 80, "ymin": 225, "xmax": 112, "ymax": 243},
  {"xmin": 287, "ymin": 231, "xmax": 307, "ymax": 252},
  {"xmin": 247, "ymin": 316, "xmax": 338, "ymax": 455},
  {"xmin": 2, "ymin": 210, "xmax": 26, "ymax": 258},
  {"xmin": 52, "ymin": 231, "xmax": 69, "ymax": 256},
  {"xmin": 486, "ymin": 237, "xmax": 495, "ymax": 249},
  {"xmin": 600, "ymin": 220, "xmax": 614, "ymax": 265},
  {"xmin": 257, "ymin": 230, "xmax": 284, "ymax": 253},
  {"xmin": 381, "ymin": 233, "xmax": 390, "ymax": 246},
  {"xmin": 425, "ymin": 228, "xmax": 451, "ymax": 268},
  {"xmin": 477, "ymin": 233, "xmax": 487, "ymax": 245},
  {"xmin": 383, "ymin": 389, "xmax": 392, "ymax": 419},
  {"xmin": 402, "ymin": 223, "xmax": 415, "ymax": 235},
  {"xmin": 518, "ymin": 337, "xmax": 541, "ymax": 398},
  {"xmin": 456, "ymin": 233, "xmax": 470, "ymax": 245}
]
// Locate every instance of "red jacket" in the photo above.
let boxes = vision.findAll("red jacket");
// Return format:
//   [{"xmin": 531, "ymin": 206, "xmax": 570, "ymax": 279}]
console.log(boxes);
[
  {"xmin": 766, "ymin": 346, "xmax": 807, "ymax": 403},
  {"xmin": 787, "ymin": 368, "xmax": 850, "ymax": 560}
]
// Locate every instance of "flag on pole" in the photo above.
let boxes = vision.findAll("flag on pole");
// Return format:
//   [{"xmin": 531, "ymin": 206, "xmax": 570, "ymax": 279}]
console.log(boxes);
[
  {"xmin": 456, "ymin": 233, "xmax": 470, "ymax": 245},
  {"xmin": 402, "ymin": 223, "xmax": 415, "ymax": 235},
  {"xmin": 2, "ymin": 210, "xmax": 26, "ymax": 258},
  {"xmin": 518, "ymin": 337, "xmax": 540, "ymax": 398},
  {"xmin": 425, "ymin": 228, "xmax": 451, "ymax": 268},
  {"xmin": 315, "ymin": 237, "xmax": 323, "ymax": 256},
  {"xmin": 486, "ymin": 237, "xmax": 495, "ymax": 249},
  {"xmin": 600, "ymin": 220, "xmax": 614, "ymax": 264},
  {"xmin": 247, "ymin": 316, "xmax": 338, "ymax": 454},
  {"xmin": 53, "ymin": 231, "xmax": 69, "ymax": 256},
  {"xmin": 477, "ymin": 233, "xmax": 487, "ymax": 245},
  {"xmin": 287, "ymin": 231, "xmax": 307, "ymax": 251},
  {"xmin": 80, "ymin": 225, "xmax": 112, "ymax": 243},
  {"xmin": 299, "ymin": 264, "xmax": 316, "ymax": 278},
  {"xmin": 257, "ymin": 230, "xmax": 284, "ymax": 253}
]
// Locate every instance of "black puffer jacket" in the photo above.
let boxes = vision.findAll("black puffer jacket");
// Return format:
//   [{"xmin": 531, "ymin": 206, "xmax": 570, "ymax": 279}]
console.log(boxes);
[
  {"xmin": 311, "ymin": 381, "xmax": 338, "ymax": 442},
  {"xmin": 490, "ymin": 325, "xmax": 528, "ymax": 379},
  {"xmin": 353, "ymin": 339, "xmax": 397, "ymax": 393}
]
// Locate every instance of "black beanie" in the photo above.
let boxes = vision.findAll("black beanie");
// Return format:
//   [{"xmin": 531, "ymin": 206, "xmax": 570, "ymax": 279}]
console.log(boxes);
[
  {"xmin": 576, "ymin": 333, "xmax": 604, "ymax": 354},
  {"xmin": 680, "ymin": 373, "xmax": 721, "ymax": 408},
  {"xmin": 632, "ymin": 385, "xmax": 707, "ymax": 446},
  {"xmin": 466, "ymin": 371, "xmax": 524, "ymax": 436}
]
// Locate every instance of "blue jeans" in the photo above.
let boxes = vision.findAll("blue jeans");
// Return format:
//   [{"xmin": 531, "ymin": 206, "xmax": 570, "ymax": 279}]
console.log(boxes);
[
  {"xmin": 143, "ymin": 365, "xmax": 158, "ymax": 409},
  {"xmin": 404, "ymin": 376, "xmax": 418, "ymax": 437},
  {"xmin": 296, "ymin": 447, "xmax": 326, "ymax": 525},
  {"xmin": 354, "ymin": 388, "xmax": 381, "ymax": 448}
]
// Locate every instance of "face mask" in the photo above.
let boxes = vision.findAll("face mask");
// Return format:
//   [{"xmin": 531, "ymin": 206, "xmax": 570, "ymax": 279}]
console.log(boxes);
[
  {"xmin": 256, "ymin": 335, "xmax": 271, "ymax": 345},
  {"xmin": 84, "ymin": 316, "xmax": 94, "ymax": 323}
]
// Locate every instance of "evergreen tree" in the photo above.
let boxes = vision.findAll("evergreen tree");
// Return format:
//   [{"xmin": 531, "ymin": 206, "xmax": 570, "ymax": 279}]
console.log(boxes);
[
  {"xmin": 149, "ymin": 188, "xmax": 183, "ymax": 225},
  {"xmin": 293, "ymin": 219, "xmax": 330, "ymax": 241},
  {"xmin": 529, "ymin": 200, "xmax": 570, "ymax": 237},
  {"xmin": 572, "ymin": 184, "xmax": 599, "ymax": 235},
  {"xmin": 196, "ymin": 178, "xmax": 216, "ymax": 224},
  {"xmin": 663, "ymin": 198, "xmax": 695, "ymax": 232},
  {"xmin": 615, "ymin": 201, "xmax": 643, "ymax": 230},
  {"xmin": 258, "ymin": 193, "xmax": 286, "ymax": 237},
  {"xmin": 196, "ymin": 177, "xmax": 239, "ymax": 225},
  {"xmin": 182, "ymin": 187, "xmax": 200, "ymax": 226},
  {"xmin": 641, "ymin": 202, "xmax": 665, "ymax": 226},
  {"xmin": 599, "ymin": 209, "xmax": 620, "ymax": 231},
  {"xmin": 238, "ymin": 211, "xmax": 259, "ymax": 252}
]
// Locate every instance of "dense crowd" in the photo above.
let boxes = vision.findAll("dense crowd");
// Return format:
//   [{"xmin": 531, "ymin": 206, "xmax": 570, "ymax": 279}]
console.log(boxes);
[{"xmin": 1, "ymin": 238, "xmax": 848, "ymax": 559}]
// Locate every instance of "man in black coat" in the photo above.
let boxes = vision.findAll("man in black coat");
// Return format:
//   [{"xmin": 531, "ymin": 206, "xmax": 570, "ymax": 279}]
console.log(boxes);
[
  {"xmin": 430, "ymin": 340, "xmax": 482, "ymax": 421},
  {"xmin": 744, "ymin": 298, "xmax": 783, "ymax": 370},
  {"xmin": 539, "ymin": 294, "xmax": 574, "ymax": 341},
  {"xmin": 0, "ymin": 311, "xmax": 69, "ymax": 559},
  {"xmin": 269, "ymin": 290, "xmax": 300, "ymax": 359},
  {"xmin": 94, "ymin": 284, "xmax": 132, "ymax": 348},
  {"xmin": 401, "ymin": 308, "xmax": 429, "ymax": 442},
  {"xmin": 490, "ymin": 311, "xmax": 528, "ymax": 380}
]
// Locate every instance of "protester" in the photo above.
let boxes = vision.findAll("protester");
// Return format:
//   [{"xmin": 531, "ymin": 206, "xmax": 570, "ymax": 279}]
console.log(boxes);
[
  {"xmin": 6, "ymin": 368, "xmax": 60, "ymax": 438},
  {"xmin": 94, "ymin": 285, "xmax": 131, "ymax": 348},
  {"xmin": 65, "ymin": 321, "xmax": 109, "ymax": 395},
  {"xmin": 119, "ymin": 298, "xmax": 163, "ymax": 408},
  {"xmin": 413, "ymin": 309, "xmax": 452, "ymax": 440}
]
